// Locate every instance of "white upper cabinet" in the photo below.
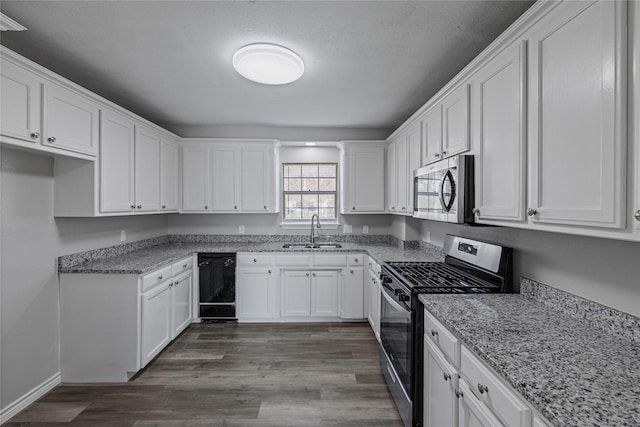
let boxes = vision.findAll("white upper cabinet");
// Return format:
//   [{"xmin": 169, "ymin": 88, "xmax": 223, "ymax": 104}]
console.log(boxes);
[
  {"xmin": 160, "ymin": 135, "xmax": 179, "ymax": 212},
  {"xmin": 100, "ymin": 109, "xmax": 135, "ymax": 213},
  {"xmin": 396, "ymin": 133, "xmax": 409, "ymax": 214},
  {"xmin": 43, "ymin": 83, "xmax": 99, "ymax": 156},
  {"xmin": 472, "ymin": 41, "xmax": 526, "ymax": 223},
  {"xmin": 0, "ymin": 59, "xmax": 42, "ymax": 144},
  {"xmin": 527, "ymin": 0, "xmax": 626, "ymax": 229},
  {"xmin": 386, "ymin": 140, "xmax": 397, "ymax": 213},
  {"xmin": 211, "ymin": 145, "xmax": 241, "ymax": 212},
  {"xmin": 407, "ymin": 120, "xmax": 422, "ymax": 212},
  {"xmin": 181, "ymin": 144, "xmax": 211, "ymax": 212},
  {"xmin": 242, "ymin": 144, "xmax": 273, "ymax": 212},
  {"xmin": 421, "ymin": 106, "xmax": 442, "ymax": 165},
  {"xmin": 134, "ymin": 125, "xmax": 161, "ymax": 212},
  {"xmin": 339, "ymin": 141, "xmax": 386, "ymax": 214},
  {"xmin": 442, "ymin": 83, "xmax": 470, "ymax": 159}
]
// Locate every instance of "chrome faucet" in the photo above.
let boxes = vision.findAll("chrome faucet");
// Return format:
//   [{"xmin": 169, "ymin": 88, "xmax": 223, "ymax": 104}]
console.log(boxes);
[{"xmin": 310, "ymin": 214, "xmax": 321, "ymax": 245}]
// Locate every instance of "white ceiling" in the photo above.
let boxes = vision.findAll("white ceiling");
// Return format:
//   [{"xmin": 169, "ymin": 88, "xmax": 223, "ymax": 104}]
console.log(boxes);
[{"xmin": 0, "ymin": 1, "xmax": 533, "ymax": 140}]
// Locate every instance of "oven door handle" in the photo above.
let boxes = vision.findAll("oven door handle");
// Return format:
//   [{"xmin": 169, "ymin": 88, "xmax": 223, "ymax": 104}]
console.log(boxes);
[{"xmin": 380, "ymin": 285, "xmax": 411, "ymax": 313}]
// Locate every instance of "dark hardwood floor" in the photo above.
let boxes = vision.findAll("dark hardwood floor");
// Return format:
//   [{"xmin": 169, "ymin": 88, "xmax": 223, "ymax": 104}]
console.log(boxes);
[{"xmin": 5, "ymin": 323, "xmax": 403, "ymax": 426}]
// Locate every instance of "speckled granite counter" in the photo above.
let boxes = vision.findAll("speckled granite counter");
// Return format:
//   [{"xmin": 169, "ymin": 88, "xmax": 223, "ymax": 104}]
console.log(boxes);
[
  {"xmin": 419, "ymin": 279, "xmax": 640, "ymax": 427},
  {"xmin": 58, "ymin": 235, "xmax": 444, "ymax": 274}
]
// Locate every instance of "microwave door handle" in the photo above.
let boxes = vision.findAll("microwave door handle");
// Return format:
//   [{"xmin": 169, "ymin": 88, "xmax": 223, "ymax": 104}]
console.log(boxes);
[
  {"xmin": 440, "ymin": 170, "xmax": 456, "ymax": 212},
  {"xmin": 439, "ymin": 172, "xmax": 448, "ymax": 211}
]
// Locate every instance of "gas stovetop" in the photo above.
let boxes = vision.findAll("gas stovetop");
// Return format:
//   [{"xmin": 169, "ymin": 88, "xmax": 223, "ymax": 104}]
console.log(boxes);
[{"xmin": 383, "ymin": 261, "xmax": 502, "ymax": 294}]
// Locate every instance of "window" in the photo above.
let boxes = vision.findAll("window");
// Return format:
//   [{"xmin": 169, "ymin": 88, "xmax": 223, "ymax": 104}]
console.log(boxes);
[{"xmin": 283, "ymin": 163, "xmax": 337, "ymax": 221}]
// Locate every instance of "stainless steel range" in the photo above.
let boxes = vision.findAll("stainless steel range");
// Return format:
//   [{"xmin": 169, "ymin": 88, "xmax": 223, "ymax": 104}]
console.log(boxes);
[{"xmin": 379, "ymin": 235, "xmax": 513, "ymax": 427}]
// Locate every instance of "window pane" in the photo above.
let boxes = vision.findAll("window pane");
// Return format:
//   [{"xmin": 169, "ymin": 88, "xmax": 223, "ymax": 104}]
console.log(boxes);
[
  {"xmin": 319, "ymin": 178, "xmax": 336, "ymax": 191},
  {"xmin": 302, "ymin": 208, "xmax": 318, "ymax": 219},
  {"xmin": 319, "ymin": 164, "xmax": 336, "ymax": 177},
  {"xmin": 302, "ymin": 178, "xmax": 318, "ymax": 192},
  {"xmin": 319, "ymin": 208, "xmax": 335, "ymax": 220},
  {"xmin": 302, "ymin": 164, "xmax": 318, "ymax": 177},
  {"xmin": 284, "ymin": 178, "xmax": 301, "ymax": 192},
  {"xmin": 285, "ymin": 164, "xmax": 302, "ymax": 178},
  {"xmin": 302, "ymin": 194, "xmax": 319, "ymax": 209},
  {"xmin": 319, "ymin": 194, "xmax": 335, "ymax": 208}
]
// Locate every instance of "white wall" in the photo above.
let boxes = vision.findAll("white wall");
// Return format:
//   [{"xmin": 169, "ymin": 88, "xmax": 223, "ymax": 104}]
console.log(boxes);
[
  {"xmin": 0, "ymin": 147, "xmax": 168, "ymax": 411},
  {"xmin": 417, "ymin": 219, "xmax": 640, "ymax": 317}
]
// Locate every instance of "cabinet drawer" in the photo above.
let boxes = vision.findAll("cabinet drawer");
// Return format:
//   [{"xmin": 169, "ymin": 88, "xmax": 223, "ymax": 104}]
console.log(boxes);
[
  {"xmin": 461, "ymin": 346, "xmax": 531, "ymax": 427},
  {"xmin": 171, "ymin": 256, "xmax": 193, "ymax": 276},
  {"xmin": 275, "ymin": 254, "xmax": 311, "ymax": 267},
  {"xmin": 313, "ymin": 254, "xmax": 347, "ymax": 267},
  {"xmin": 424, "ymin": 310, "xmax": 459, "ymax": 365},
  {"xmin": 141, "ymin": 265, "xmax": 172, "ymax": 292},
  {"xmin": 347, "ymin": 254, "xmax": 364, "ymax": 266},
  {"xmin": 238, "ymin": 254, "xmax": 273, "ymax": 266}
]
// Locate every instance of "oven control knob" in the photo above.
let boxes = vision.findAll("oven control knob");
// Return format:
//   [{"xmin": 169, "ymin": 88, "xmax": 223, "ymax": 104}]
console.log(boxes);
[
  {"xmin": 398, "ymin": 294, "xmax": 410, "ymax": 302},
  {"xmin": 382, "ymin": 276, "xmax": 393, "ymax": 285}
]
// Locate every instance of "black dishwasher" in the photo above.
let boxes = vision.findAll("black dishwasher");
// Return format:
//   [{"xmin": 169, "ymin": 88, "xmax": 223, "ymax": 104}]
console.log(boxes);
[{"xmin": 198, "ymin": 253, "xmax": 236, "ymax": 320}]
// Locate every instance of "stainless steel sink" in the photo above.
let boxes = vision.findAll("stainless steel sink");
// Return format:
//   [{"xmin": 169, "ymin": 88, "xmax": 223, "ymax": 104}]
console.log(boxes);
[{"xmin": 282, "ymin": 243, "xmax": 342, "ymax": 249}]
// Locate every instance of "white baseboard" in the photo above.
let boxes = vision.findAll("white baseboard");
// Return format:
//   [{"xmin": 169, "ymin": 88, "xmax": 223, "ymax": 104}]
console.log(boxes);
[{"xmin": 0, "ymin": 372, "xmax": 61, "ymax": 424}]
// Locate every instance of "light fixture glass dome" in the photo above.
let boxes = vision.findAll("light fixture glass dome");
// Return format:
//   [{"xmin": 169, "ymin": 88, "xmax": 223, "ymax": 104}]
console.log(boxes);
[{"xmin": 232, "ymin": 43, "xmax": 304, "ymax": 85}]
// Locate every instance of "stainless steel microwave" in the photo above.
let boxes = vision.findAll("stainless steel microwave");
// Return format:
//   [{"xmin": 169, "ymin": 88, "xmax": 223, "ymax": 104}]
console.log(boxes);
[{"xmin": 413, "ymin": 155, "xmax": 474, "ymax": 223}]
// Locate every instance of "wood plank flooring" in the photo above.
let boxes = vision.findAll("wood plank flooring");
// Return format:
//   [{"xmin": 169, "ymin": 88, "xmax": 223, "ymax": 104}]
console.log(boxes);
[{"xmin": 5, "ymin": 323, "xmax": 403, "ymax": 426}]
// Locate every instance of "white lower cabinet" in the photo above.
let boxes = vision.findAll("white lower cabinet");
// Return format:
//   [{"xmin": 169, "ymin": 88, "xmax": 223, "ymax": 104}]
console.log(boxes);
[
  {"xmin": 424, "ymin": 337, "xmax": 458, "ymax": 427},
  {"xmin": 367, "ymin": 257, "xmax": 381, "ymax": 342},
  {"xmin": 310, "ymin": 270, "xmax": 339, "ymax": 317},
  {"xmin": 59, "ymin": 256, "xmax": 194, "ymax": 382},
  {"xmin": 281, "ymin": 270, "xmax": 338, "ymax": 318},
  {"xmin": 423, "ymin": 307, "xmax": 543, "ymax": 427},
  {"xmin": 342, "ymin": 266, "xmax": 364, "ymax": 319},
  {"xmin": 237, "ymin": 262, "xmax": 278, "ymax": 320}
]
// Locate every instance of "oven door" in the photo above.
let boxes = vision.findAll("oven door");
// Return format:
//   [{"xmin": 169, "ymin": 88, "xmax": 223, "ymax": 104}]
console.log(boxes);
[{"xmin": 380, "ymin": 280, "xmax": 412, "ymax": 396}]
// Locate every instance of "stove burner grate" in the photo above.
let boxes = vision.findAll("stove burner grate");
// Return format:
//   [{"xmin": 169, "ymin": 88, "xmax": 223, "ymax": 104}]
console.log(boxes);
[{"xmin": 385, "ymin": 261, "xmax": 500, "ymax": 293}]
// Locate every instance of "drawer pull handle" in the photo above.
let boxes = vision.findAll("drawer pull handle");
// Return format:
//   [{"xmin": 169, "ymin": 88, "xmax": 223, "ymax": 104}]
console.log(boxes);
[
  {"xmin": 443, "ymin": 373, "xmax": 451, "ymax": 381},
  {"xmin": 455, "ymin": 389, "xmax": 463, "ymax": 398},
  {"xmin": 477, "ymin": 383, "xmax": 488, "ymax": 394},
  {"xmin": 430, "ymin": 329, "xmax": 438, "ymax": 337}
]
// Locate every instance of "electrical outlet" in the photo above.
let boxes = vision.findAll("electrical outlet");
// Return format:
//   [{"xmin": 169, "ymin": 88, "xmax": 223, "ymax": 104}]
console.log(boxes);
[
  {"xmin": 120, "ymin": 230, "xmax": 126, "ymax": 242},
  {"xmin": 239, "ymin": 225, "xmax": 245, "ymax": 234},
  {"xmin": 363, "ymin": 225, "xmax": 369, "ymax": 234},
  {"xmin": 343, "ymin": 224, "xmax": 353, "ymax": 234}
]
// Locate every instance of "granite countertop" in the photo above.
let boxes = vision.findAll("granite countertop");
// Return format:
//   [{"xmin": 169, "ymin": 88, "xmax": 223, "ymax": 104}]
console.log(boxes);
[
  {"xmin": 419, "ymin": 290, "xmax": 640, "ymax": 427},
  {"xmin": 58, "ymin": 240, "xmax": 444, "ymax": 274}
]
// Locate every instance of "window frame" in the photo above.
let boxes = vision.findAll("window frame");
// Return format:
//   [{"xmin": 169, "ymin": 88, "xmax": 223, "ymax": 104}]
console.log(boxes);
[{"xmin": 281, "ymin": 162, "xmax": 339, "ymax": 223}]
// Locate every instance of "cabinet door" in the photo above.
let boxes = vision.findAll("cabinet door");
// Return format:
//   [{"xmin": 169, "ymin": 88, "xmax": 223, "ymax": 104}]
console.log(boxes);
[
  {"xmin": 442, "ymin": 84, "xmax": 470, "ymax": 158},
  {"xmin": 43, "ymin": 83, "xmax": 99, "ymax": 156},
  {"xmin": 141, "ymin": 281, "xmax": 172, "ymax": 367},
  {"xmin": 342, "ymin": 267, "xmax": 364, "ymax": 319},
  {"xmin": 311, "ymin": 270, "xmax": 339, "ymax": 317},
  {"xmin": 424, "ymin": 338, "xmax": 458, "ymax": 427},
  {"xmin": 212, "ymin": 145, "xmax": 241, "ymax": 212},
  {"xmin": 0, "ymin": 59, "xmax": 41, "ymax": 143},
  {"xmin": 281, "ymin": 271, "xmax": 311, "ymax": 317},
  {"xmin": 171, "ymin": 272, "xmax": 192, "ymax": 338},
  {"xmin": 238, "ymin": 268, "xmax": 273, "ymax": 319},
  {"xmin": 368, "ymin": 275, "xmax": 381, "ymax": 341},
  {"xmin": 422, "ymin": 106, "xmax": 442, "ymax": 165},
  {"xmin": 396, "ymin": 133, "xmax": 409, "ymax": 214},
  {"xmin": 473, "ymin": 42, "xmax": 526, "ymax": 222},
  {"xmin": 134, "ymin": 125, "xmax": 161, "ymax": 212},
  {"xmin": 386, "ymin": 142, "xmax": 397, "ymax": 212},
  {"xmin": 160, "ymin": 137, "xmax": 179, "ymax": 211},
  {"xmin": 407, "ymin": 121, "xmax": 422, "ymax": 212},
  {"xmin": 458, "ymin": 378, "xmax": 504, "ymax": 427},
  {"xmin": 181, "ymin": 145, "xmax": 211, "ymax": 212},
  {"xmin": 528, "ymin": 0, "xmax": 626, "ymax": 229},
  {"xmin": 347, "ymin": 146, "xmax": 385, "ymax": 212},
  {"xmin": 242, "ymin": 145, "xmax": 271, "ymax": 212},
  {"xmin": 100, "ymin": 110, "xmax": 135, "ymax": 213}
]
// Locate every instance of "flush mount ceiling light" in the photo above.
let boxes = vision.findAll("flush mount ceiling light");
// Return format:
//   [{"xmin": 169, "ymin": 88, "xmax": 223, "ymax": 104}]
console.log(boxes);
[
  {"xmin": 304, "ymin": 142, "xmax": 317, "ymax": 146},
  {"xmin": 232, "ymin": 43, "xmax": 304, "ymax": 85}
]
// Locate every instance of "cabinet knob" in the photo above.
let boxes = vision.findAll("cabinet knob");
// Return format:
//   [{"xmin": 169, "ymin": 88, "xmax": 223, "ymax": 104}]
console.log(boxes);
[
  {"xmin": 30, "ymin": 132, "xmax": 40, "ymax": 140},
  {"xmin": 158, "ymin": 275, "xmax": 163, "ymax": 280},
  {"xmin": 253, "ymin": 258, "xmax": 257, "ymax": 263},
  {"xmin": 434, "ymin": 153, "xmax": 440, "ymax": 158},
  {"xmin": 137, "ymin": 205, "xmax": 142, "ymax": 209},
  {"xmin": 204, "ymin": 205, "xmax": 209, "ymax": 210},
  {"xmin": 130, "ymin": 205, "xmax": 136, "ymax": 209},
  {"xmin": 174, "ymin": 281, "xmax": 179, "ymax": 286},
  {"xmin": 234, "ymin": 205, "xmax": 238, "ymax": 210},
  {"xmin": 352, "ymin": 207, "xmax": 355, "ymax": 210},
  {"xmin": 477, "ymin": 383, "xmax": 489, "ymax": 394},
  {"xmin": 312, "ymin": 272, "xmax": 316, "ymax": 277},
  {"xmin": 401, "ymin": 207, "xmax": 406, "ymax": 210},
  {"xmin": 306, "ymin": 272, "xmax": 310, "ymax": 277},
  {"xmin": 527, "ymin": 208, "xmax": 538, "ymax": 217},
  {"xmin": 162, "ymin": 205, "xmax": 166, "ymax": 209},
  {"xmin": 455, "ymin": 389, "xmax": 464, "ymax": 398},
  {"xmin": 268, "ymin": 269, "xmax": 272, "ymax": 274},
  {"xmin": 391, "ymin": 206, "xmax": 396, "ymax": 210},
  {"xmin": 472, "ymin": 208, "xmax": 479, "ymax": 216},
  {"xmin": 635, "ymin": 210, "xmax": 640, "ymax": 222},
  {"xmin": 350, "ymin": 270, "xmax": 354, "ymax": 274},
  {"xmin": 183, "ymin": 264, "xmax": 187, "ymax": 268},
  {"xmin": 264, "ymin": 205, "xmax": 267, "ymax": 210},
  {"xmin": 430, "ymin": 329, "xmax": 438, "ymax": 337},
  {"xmin": 169, "ymin": 283, "xmax": 173, "ymax": 287},
  {"xmin": 47, "ymin": 136, "xmax": 56, "ymax": 143},
  {"xmin": 443, "ymin": 373, "xmax": 451, "ymax": 382}
]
